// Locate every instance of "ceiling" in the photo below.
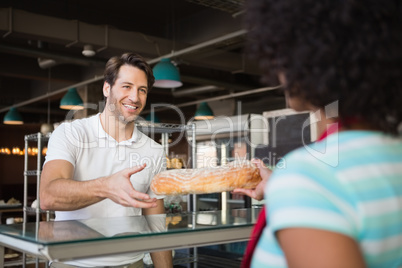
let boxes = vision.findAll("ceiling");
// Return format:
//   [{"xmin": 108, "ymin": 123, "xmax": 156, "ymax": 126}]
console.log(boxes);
[{"xmin": 0, "ymin": 0, "xmax": 285, "ymax": 125}]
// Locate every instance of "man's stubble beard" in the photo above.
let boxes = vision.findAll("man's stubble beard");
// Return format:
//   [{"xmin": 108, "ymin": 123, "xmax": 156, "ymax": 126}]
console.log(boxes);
[{"xmin": 108, "ymin": 92, "xmax": 141, "ymax": 124}]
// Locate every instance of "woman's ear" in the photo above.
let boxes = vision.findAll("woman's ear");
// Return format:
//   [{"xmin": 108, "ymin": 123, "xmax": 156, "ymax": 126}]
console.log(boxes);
[{"xmin": 103, "ymin": 81, "xmax": 110, "ymax": 98}]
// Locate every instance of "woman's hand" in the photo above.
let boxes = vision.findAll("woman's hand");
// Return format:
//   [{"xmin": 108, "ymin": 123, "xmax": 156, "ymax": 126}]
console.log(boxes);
[{"xmin": 232, "ymin": 159, "xmax": 272, "ymax": 201}]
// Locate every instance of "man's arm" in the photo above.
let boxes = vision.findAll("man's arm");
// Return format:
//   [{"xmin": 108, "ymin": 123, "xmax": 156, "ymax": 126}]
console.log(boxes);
[
  {"xmin": 143, "ymin": 199, "xmax": 173, "ymax": 268},
  {"xmin": 40, "ymin": 160, "xmax": 157, "ymax": 211}
]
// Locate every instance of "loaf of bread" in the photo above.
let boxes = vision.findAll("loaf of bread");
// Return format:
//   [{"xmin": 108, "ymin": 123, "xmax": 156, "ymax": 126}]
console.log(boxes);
[{"xmin": 151, "ymin": 160, "xmax": 262, "ymax": 195}]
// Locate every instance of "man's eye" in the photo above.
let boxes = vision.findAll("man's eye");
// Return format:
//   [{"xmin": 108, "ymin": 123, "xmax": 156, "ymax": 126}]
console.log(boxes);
[{"xmin": 140, "ymin": 88, "xmax": 148, "ymax": 94}]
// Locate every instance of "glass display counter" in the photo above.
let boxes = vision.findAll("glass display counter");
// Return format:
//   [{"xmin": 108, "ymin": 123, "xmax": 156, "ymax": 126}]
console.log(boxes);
[{"xmin": 0, "ymin": 208, "xmax": 260, "ymax": 266}]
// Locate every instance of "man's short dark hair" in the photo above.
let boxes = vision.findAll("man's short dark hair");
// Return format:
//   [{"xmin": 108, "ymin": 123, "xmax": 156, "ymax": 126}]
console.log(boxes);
[{"xmin": 104, "ymin": 52, "xmax": 155, "ymax": 91}]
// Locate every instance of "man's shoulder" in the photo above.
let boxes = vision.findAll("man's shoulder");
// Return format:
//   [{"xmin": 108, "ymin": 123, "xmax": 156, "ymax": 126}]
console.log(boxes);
[
  {"xmin": 53, "ymin": 114, "xmax": 99, "ymax": 138},
  {"xmin": 58, "ymin": 114, "xmax": 97, "ymax": 126}
]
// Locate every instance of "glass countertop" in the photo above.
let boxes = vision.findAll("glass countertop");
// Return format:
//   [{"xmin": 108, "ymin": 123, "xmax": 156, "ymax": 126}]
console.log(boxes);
[{"xmin": 0, "ymin": 208, "xmax": 261, "ymax": 246}]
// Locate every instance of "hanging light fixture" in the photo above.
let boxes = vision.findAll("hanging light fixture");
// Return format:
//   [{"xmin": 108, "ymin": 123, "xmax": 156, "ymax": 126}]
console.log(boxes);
[
  {"xmin": 3, "ymin": 107, "xmax": 24, "ymax": 125},
  {"xmin": 60, "ymin": 88, "xmax": 84, "ymax": 110},
  {"xmin": 82, "ymin": 44, "xmax": 96, "ymax": 57},
  {"xmin": 194, "ymin": 102, "xmax": 214, "ymax": 120},
  {"xmin": 152, "ymin": 58, "xmax": 183, "ymax": 88}
]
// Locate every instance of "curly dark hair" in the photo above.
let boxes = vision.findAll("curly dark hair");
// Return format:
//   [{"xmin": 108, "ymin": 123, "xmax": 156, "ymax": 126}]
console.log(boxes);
[{"xmin": 245, "ymin": 0, "xmax": 402, "ymax": 134}]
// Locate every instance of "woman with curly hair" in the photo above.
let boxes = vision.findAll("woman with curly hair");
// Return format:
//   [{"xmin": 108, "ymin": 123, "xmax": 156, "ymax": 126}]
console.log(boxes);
[{"xmin": 234, "ymin": 0, "xmax": 402, "ymax": 267}]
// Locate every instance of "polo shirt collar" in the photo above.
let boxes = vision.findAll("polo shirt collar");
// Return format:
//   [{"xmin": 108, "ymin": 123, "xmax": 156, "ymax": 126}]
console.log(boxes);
[{"xmin": 96, "ymin": 113, "xmax": 141, "ymax": 144}]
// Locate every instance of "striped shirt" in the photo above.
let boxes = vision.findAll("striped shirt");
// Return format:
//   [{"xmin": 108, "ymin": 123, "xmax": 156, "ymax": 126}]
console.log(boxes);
[{"xmin": 251, "ymin": 131, "xmax": 402, "ymax": 268}]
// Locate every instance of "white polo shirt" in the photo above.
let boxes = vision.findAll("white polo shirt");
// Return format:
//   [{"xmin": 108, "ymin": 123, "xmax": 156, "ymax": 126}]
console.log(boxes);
[
  {"xmin": 45, "ymin": 113, "xmax": 166, "ymax": 220},
  {"xmin": 44, "ymin": 113, "xmax": 166, "ymax": 266}
]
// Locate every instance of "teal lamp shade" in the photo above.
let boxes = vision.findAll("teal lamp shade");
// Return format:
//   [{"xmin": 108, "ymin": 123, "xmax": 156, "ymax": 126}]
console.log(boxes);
[
  {"xmin": 3, "ymin": 107, "xmax": 23, "ymax": 125},
  {"xmin": 194, "ymin": 102, "xmax": 214, "ymax": 120},
  {"xmin": 152, "ymin": 58, "xmax": 183, "ymax": 88},
  {"xmin": 145, "ymin": 112, "xmax": 161, "ymax": 123},
  {"xmin": 60, "ymin": 88, "xmax": 84, "ymax": 110}
]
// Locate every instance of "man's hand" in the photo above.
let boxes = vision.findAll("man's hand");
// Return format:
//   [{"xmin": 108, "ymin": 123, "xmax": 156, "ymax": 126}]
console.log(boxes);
[
  {"xmin": 101, "ymin": 164, "xmax": 157, "ymax": 208},
  {"xmin": 232, "ymin": 159, "xmax": 271, "ymax": 201},
  {"xmin": 40, "ymin": 160, "xmax": 157, "ymax": 211}
]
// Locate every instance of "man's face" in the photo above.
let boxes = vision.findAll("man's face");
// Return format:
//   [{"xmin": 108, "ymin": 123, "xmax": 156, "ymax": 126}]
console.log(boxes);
[{"xmin": 103, "ymin": 65, "xmax": 148, "ymax": 123}]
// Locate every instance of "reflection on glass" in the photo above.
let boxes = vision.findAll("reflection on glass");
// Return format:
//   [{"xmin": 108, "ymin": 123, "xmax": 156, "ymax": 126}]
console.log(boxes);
[{"xmin": 0, "ymin": 209, "xmax": 260, "ymax": 244}]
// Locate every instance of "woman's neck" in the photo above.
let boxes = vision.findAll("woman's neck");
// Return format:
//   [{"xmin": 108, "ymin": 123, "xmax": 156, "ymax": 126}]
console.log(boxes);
[{"xmin": 314, "ymin": 109, "xmax": 378, "ymax": 140}]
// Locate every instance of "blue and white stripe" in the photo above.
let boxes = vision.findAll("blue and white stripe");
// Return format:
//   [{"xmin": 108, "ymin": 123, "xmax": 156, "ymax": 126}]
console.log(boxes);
[{"xmin": 251, "ymin": 131, "xmax": 402, "ymax": 268}]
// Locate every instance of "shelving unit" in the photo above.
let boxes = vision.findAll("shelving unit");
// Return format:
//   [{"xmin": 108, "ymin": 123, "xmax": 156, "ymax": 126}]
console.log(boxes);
[
  {"xmin": 136, "ymin": 121, "xmax": 196, "ymax": 165},
  {"xmin": 22, "ymin": 132, "xmax": 51, "ymax": 268},
  {"xmin": 23, "ymin": 132, "xmax": 51, "ymax": 224},
  {"xmin": 189, "ymin": 114, "xmax": 268, "ymax": 212},
  {"xmin": 136, "ymin": 121, "xmax": 197, "ymax": 211}
]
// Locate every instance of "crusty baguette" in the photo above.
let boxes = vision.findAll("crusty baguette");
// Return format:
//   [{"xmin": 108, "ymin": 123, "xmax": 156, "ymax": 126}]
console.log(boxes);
[{"xmin": 151, "ymin": 160, "xmax": 262, "ymax": 195}]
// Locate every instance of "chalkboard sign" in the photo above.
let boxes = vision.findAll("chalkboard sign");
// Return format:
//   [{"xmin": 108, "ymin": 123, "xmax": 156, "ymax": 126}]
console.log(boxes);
[{"xmin": 255, "ymin": 112, "xmax": 312, "ymax": 166}]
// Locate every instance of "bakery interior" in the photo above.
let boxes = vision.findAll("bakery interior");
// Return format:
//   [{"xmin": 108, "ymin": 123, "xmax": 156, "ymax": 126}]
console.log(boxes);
[{"xmin": 0, "ymin": 0, "xmax": 313, "ymax": 267}]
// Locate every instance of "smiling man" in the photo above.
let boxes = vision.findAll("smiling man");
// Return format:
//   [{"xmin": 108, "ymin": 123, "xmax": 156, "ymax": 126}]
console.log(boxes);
[{"xmin": 40, "ymin": 53, "xmax": 172, "ymax": 268}]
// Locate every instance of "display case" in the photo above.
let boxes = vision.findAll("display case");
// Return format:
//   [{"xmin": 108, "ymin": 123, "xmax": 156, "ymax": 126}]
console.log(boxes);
[{"xmin": 0, "ymin": 208, "xmax": 260, "ymax": 267}]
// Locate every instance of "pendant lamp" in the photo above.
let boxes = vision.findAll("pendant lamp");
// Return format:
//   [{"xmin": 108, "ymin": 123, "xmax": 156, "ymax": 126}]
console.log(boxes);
[
  {"xmin": 145, "ymin": 112, "xmax": 161, "ymax": 123},
  {"xmin": 194, "ymin": 102, "xmax": 214, "ymax": 120},
  {"xmin": 60, "ymin": 88, "xmax": 84, "ymax": 110},
  {"xmin": 152, "ymin": 58, "xmax": 183, "ymax": 88},
  {"xmin": 3, "ymin": 107, "xmax": 23, "ymax": 125}
]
